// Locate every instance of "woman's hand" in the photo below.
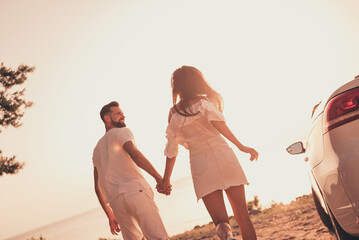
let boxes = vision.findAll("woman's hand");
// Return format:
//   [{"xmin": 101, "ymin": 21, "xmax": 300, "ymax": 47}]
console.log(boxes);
[
  {"xmin": 210, "ymin": 121, "xmax": 259, "ymax": 162},
  {"xmin": 246, "ymin": 147, "xmax": 259, "ymax": 161},
  {"xmin": 156, "ymin": 178, "xmax": 172, "ymax": 195}
]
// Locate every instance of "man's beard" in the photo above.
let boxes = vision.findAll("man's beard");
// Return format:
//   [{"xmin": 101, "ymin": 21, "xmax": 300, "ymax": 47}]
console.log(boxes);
[{"xmin": 111, "ymin": 118, "xmax": 126, "ymax": 128}]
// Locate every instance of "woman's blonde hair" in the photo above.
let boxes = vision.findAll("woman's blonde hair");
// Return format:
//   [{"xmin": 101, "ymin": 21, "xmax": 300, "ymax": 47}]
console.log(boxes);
[{"xmin": 171, "ymin": 66, "xmax": 223, "ymax": 116}]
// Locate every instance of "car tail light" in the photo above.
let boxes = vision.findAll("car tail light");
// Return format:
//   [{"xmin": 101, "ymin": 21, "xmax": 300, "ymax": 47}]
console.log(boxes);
[{"xmin": 324, "ymin": 87, "xmax": 359, "ymax": 133}]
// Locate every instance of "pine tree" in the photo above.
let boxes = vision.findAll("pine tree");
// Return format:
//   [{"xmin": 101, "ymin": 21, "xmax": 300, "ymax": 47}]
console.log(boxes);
[{"xmin": 0, "ymin": 62, "xmax": 34, "ymax": 176}]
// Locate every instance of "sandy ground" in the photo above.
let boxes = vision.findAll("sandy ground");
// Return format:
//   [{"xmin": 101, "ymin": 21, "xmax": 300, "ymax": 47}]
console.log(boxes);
[
  {"xmin": 245, "ymin": 195, "xmax": 336, "ymax": 240},
  {"xmin": 170, "ymin": 194, "xmax": 337, "ymax": 240}
]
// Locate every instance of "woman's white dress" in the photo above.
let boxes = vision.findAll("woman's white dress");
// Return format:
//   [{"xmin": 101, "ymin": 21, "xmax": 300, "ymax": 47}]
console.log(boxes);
[{"xmin": 164, "ymin": 99, "xmax": 249, "ymax": 200}]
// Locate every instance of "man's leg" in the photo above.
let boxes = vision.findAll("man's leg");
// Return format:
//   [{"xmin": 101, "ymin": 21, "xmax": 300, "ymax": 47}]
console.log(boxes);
[
  {"xmin": 125, "ymin": 188, "xmax": 169, "ymax": 240},
  {"xmin": 110, "ymin": 193, "xmax": 144, "ymax": 240}
]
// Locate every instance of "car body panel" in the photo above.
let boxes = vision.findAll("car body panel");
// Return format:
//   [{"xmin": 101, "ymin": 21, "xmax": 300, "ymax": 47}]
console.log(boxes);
[
  {"xmin": 320, "ymin": 120, "xmax": 359, "ymax": 235},
  {"xmin": 288, "ymin": 75, "xmax": 359, "ymax": 237},
  {"xmin": 306, "ymin": 113, "xmax": 324, "ymax": 169},
  {"xmin": 329, "ymin": 76, "xmax": 359, "ymax": 100}
]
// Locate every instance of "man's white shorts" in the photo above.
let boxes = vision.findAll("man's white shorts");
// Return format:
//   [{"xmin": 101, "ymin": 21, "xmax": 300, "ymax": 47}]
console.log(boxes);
[{"xmin": 109, "ymin": 188, "xmax": 169, "ymax": 240}]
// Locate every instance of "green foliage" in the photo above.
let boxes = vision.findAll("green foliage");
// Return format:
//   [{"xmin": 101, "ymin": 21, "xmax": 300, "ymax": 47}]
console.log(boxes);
[
  {"xmin": 0, "ymin": 62, "xmax": 34, "ymax": 176},
  {"xmin": 98, "ymin": 238, "xmax": 121, "ymax": 240},
  {"xmin": 0, "ymin": 63, "xmax": 34, "ymax": 130},
  {"xmin": 27, "ymin": 235, "xmax": 45, "ymax": 240},
  {"xmin": 0, "ymin": 150, "xmax": 24, "ymax": 176},
  {"xmin": 247, "ymin": 195, "xmax": 261, "ymax": 211}
]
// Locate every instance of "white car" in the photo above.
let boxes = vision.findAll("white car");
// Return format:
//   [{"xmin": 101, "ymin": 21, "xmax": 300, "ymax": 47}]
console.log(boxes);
[{"xmin": 287, "ymin": 75, "xmax": 359, "ymax": 240}]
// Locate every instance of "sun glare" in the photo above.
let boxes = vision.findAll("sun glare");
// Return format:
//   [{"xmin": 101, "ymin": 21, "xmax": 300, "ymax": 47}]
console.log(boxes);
[
  {"xmin": 113, "ymin": 143, "xmax": 122, "ymax": 153},
  {"xmin": 1, "ymin": 0, "xmax": 359, "ymax": 239}
]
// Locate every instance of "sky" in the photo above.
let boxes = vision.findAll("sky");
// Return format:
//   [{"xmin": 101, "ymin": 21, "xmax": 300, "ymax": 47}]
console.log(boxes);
[{"xmin": 1, "ymin": 0, "xmax": 359, "ymax": 238}]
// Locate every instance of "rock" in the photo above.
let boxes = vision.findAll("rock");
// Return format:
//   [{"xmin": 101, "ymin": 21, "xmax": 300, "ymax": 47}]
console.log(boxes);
[{"xmin": 249, "ymin": 209, "xmax": 262, "ymax": 215}]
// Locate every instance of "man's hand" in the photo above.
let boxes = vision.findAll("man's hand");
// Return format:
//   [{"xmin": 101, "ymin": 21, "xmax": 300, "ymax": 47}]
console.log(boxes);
[
  {"xmin": 156, "ymin": 178, "xmax": 172, "ymax": 195},
  {"xmin": 94, "ymin": 167, "xmax": 121, "ymax": 235},
  {"xmin": 109, "ymin": 214, "xmax": 121, "ymax": 235}
]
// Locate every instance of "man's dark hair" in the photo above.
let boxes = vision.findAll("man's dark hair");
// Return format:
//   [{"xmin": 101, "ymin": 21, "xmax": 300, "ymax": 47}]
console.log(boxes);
[{"xmin": 100, "ymin": 101, "xmax": 119, "ymax": 123}]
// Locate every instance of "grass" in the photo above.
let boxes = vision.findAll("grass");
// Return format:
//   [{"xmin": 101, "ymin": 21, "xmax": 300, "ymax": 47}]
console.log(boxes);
[
  {"xmin": 27, "ymin": 236, "xmax": 46, "ymax": 240},
  {"xmin": 98, "ymin": 238, "xmax": 121, "ymax": 240}
]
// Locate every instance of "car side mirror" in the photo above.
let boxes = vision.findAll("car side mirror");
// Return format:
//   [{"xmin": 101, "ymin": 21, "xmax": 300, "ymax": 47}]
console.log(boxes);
[{"xmin": 286, "ymin": 142, "xmax": 305, "ymax": 155}]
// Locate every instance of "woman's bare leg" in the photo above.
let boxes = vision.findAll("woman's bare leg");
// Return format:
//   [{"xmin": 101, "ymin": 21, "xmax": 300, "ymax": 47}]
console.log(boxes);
[
  {"xmin": 202, "ymin": 190, "xmax": 234, "ymax": 240},
  {"xmin": 225, "ymin": 185, "xmax": 257, "ymax": 240}
]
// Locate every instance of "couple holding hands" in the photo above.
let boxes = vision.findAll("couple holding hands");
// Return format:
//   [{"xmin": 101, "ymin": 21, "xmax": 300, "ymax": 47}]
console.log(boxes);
[{"xmin": 93, "ymin": 66, "xmax": 259, "ymax": 240}]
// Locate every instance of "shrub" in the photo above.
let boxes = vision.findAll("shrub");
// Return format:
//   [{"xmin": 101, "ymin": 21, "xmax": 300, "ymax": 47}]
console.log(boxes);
[{"xmin": 27, "ymin": 236, "xmax": 45, "ymax": 240}]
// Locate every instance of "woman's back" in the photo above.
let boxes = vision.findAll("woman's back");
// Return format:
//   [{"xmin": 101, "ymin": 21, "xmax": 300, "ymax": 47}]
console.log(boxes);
[{"xmin": 166, "ymin": 99, "xmax": 226, "ymax": 150}]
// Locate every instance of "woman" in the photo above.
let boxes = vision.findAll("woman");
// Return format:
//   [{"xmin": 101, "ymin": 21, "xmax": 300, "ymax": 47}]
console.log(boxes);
[{"xmin": 157, "ymin": 66, "xmax": 258, "ymax": 240}]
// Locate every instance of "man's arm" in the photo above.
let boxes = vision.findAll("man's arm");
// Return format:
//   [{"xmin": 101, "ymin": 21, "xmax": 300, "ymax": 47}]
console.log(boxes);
[
  {"xmin": 94, "ymin": 167, "xmax": 121, "ymax": 235},
  {"xmin": 123, "ymin": 141, "xmax": 162, "ymax": 183}
]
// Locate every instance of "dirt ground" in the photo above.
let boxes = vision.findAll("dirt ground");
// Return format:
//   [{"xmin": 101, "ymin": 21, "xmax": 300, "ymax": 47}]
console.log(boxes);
[
  {"xmin": 246, "ymin": 195, "xmax": 336, "ymax": 240},
  {"xmin": 170, "ymin": 194, "xmax": 337, "ymax": 240}
]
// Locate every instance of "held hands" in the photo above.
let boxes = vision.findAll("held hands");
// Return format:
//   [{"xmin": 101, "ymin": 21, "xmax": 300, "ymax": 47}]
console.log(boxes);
[{"xmin": 156, "ymin": 178, "xmax": 172, "ymax": 196}]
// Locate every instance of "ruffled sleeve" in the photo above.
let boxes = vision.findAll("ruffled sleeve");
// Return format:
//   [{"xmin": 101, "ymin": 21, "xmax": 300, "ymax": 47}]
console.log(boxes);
[
  {"xmin": 200, "ymin": 100, "xmax": 225, "ymax": 122},
  {"xmin": 164, "ymin": 122, "xmax": 179, "ymax": 158}
]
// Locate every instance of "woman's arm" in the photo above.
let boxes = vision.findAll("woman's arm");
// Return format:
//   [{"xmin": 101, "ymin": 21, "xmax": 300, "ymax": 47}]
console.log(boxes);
[
  {"xmin": 156, "ymin": 156, "xmax": 176, "ymax": 195},
  {"xmin": 157, "ymin": 109, "xmax": 179, "ymax": 195},
  {"xmin": 211, "ymin": 120, "xmax": 259, "ymax": 161},
  {"xmin": 163, "ymin": 156, "xmax": 176, "ymax": 181}
]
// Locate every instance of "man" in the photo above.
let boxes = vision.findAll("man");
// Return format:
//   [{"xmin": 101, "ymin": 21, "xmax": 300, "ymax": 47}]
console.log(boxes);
[{"xmin": 93, "ymin": 101, "xmax": 169, "ymax": 240}]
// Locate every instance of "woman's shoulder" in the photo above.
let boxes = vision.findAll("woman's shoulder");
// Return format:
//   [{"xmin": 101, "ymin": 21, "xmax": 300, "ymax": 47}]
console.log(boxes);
[
  {"xmin": 190, "ymin": 96, "xmax": 208, "ymax": 105},
  {"xmin": 198, "ymin": 97, "xmax": 216, "ymax": 109},
  {"xmin": 168, "ymin": 107, "xmax": 177, "ymax": 123},
  {"xmin": 168, "ymin": 97, "xmax": 212, "ymax": 121}
]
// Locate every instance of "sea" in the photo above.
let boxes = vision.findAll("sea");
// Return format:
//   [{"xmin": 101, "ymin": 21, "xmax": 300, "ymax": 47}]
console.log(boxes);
[{"xmin": 5, "ymin": 177, "xmax": 217, "ymax": 240}]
